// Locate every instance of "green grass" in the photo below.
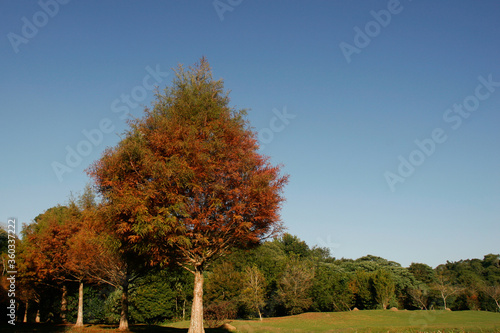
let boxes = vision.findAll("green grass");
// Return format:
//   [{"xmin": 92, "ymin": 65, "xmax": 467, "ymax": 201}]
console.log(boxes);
[
  {"xmin": 2, "ymin": 311, "xmax": 499, "ymax": 333},
  {"xmin": 221, "ymin": 310, "xmax": 500, "ymax": 333}
]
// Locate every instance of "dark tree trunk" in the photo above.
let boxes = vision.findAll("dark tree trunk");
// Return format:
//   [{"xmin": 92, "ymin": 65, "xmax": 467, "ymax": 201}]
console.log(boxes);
[
  {"xmin": 61, "ymin": 284, "xmax": 68, "ymax": 323},
  {"xmin": 118, "ymin": 280, "xmax": 129, "ymax": 331}
]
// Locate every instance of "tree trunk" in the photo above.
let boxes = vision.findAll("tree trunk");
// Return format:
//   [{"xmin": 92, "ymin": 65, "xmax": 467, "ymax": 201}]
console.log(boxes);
[
  {"xmin": 188, "ymin": 269, "xmax": 205, "ymax": 333},
  {"xmin": 23, "ymin": 300, "xmax": 28, "ymax": 323},
  {"xmin": 183, "ymin": 299, "xmax": 186, "ymax": 321},
  {"xmin": 257, "ymin": 306, "xmax": 263, "ymax": 321},
  {"xmin": 35, "ymin": 309, "xmax": 40, "ymax": 323},
  {"xmin": 118, "ymin": 280, "xmax": 129, "ymax": 331},
  {"xmin": 75, "ymin": 280, "xmax": 84, "ymax": 327},
  {"xmin": 61, "ymin": 284, "xmax": 68, "ymax": 323}
]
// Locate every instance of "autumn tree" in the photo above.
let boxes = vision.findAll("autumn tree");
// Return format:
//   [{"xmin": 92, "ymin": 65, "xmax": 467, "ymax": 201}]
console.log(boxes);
[
  {"xmin": 19, "ymin": 204, "xmax": 83, "ymax": 323},
  {"xmin": 64, "ymin": 186, "xmax": 102, "ymax": 327},
  {"xmin": 88, "ymin": 58, "xmax": 288, "ymax": 333},
  {"xmin": 14, "ymin": 185, "xmax": 105, "ymax": 327},
  {"xmin": 69, "ymin": 210, "xmax": 145, "ymax": 331}
]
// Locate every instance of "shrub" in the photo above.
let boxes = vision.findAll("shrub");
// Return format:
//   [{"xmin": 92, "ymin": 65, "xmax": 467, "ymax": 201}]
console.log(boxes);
[{"xmin": 203, "ymin": 300, "xmax": 237, "ymax": 328}]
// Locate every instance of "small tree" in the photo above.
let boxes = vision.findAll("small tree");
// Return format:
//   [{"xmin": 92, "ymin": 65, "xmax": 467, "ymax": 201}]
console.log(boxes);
[
  {"xmin": 433, "ymin": 269, "xmax": 462, "ymax": 310},
  {"xmin": 277, "ymin": 258, "xmax": 315, "ymax": 315},
  {"xmin": 89, "ymin": 58, "xmax": 288, "ymax": 333},
  {"xmin": 409, "ymin": 283, "xmax": 430, "ymax": 310},
  {"xmin": 205, "ymin": 262, "xmax": 242, "ymax": 304},
  {"xmin": 241, "ymin": 265, "xmax": 267, "ymax": 320}
]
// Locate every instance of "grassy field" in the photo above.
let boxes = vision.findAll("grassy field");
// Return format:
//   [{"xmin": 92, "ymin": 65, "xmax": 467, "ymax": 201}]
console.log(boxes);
[
  {"xmin": 168, "ymin": 310, "xmax": 500, "ymax": 333},
  {"xmin": 2, "ymin": 310, "xmax": 500, "ymax": 332}
]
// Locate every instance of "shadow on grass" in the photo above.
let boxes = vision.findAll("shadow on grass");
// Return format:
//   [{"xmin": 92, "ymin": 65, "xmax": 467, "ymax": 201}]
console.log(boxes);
[
  {"xmin": 0, "ymin": 323, "xmax": 232, "ymax": 333},
  {"xmin": 0, "ymin": 323, "xmax": 71, "ymax": 333}
]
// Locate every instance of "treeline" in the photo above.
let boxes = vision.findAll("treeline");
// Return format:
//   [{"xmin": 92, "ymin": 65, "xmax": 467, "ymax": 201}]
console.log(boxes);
[
  {"xmin": 1, "ymin": 222, "xmax": 499, "ymax": 326},
  {"xmin": 191, "ymin": 235, "xmax": 500, "ymax": 317}
]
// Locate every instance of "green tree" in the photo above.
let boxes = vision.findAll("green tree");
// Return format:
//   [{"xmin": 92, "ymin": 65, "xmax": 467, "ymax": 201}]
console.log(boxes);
[
  {"xmin": 433, "ymin": 267, "xmax": 462, "ymax": 310},
  {"xmin": 483, "ymin": 284, "xmax": 500, "ymax": 312},
  {"xmin": 0, "ymin": 227, "xmax": 7, "ymax": 254},
  {"xmin": 245, "ymin": 241, "xmax": 287, "ymax": 292},
  {"xmin": 128, "ymin": 269, "xmax": 177, "ymax": 323},
  {"xmin": 372, "ymin": 269, "xmax": 396, "ymax": 309},
  {"xmin": 409, "ymin": 263, "xmax": 436, "ymax": 285},
  {"xmin": 205, "ymin": 261, "xmax": 242, "ymax": 304},
  {"xmin": 172, "ymin": 268, "xmax": 194, "ymax": 320},
  {"xmin": 408, "ymin": 282, "xmax": 430, "ymax": 310},
  {"xmin": 66, "ymin": 285, "xmax": 106, "ymax": 324},
  {"xmin": 279, "ymin": 233, "xmax": 310, "ymax": 258},
  {"xmin": 483, "ymin": 254, "xmax": 500, "ymax": 270},
  {"xmin": 310, "ymin": 266, "xmax": 355, "ymax": 312},
  {"xmin": 277, "ymin": 258, "xmax": 315, "ymax": 315},
  {"xmin": 352, "ymin": 270, "xmax": 376, "ymax": 310}
]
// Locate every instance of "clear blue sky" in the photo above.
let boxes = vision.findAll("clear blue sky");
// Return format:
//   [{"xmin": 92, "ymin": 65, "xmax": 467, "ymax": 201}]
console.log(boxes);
[{"xmin": 1, "ymin": 0, "xmax": 499, "ymax": 268}]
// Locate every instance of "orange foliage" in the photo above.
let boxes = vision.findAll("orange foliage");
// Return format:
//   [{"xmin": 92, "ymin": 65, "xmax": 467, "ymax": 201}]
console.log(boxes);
[{"xmin": 88, "ymin": 58, "xmax": 288, "ymax": 272}]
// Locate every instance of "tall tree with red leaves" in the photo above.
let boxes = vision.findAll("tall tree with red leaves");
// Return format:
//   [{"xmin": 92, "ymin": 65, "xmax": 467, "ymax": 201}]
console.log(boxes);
[{"xmin": 88, "ymin": 58, "xmax": 288, "ymax": 333}]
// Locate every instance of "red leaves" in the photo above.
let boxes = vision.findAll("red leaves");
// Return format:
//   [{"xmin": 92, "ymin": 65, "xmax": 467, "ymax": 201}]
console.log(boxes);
[
  {"xmin": 87, "ymin": 59, "xmax": 288, "ymax": 272},
  {"xmin": 20, "ymin": 205, "xmax": 85, "ymax": 283}
]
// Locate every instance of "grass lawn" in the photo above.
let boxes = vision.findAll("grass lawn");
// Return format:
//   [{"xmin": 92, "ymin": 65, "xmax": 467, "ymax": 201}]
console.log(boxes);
[
  {"xmin": 221, "ymin": 310, "xmax": 500, "ymax": 333},
  {"xmin": 2, "ymin": 310, "xmax": 499, "ymax": 332}
]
